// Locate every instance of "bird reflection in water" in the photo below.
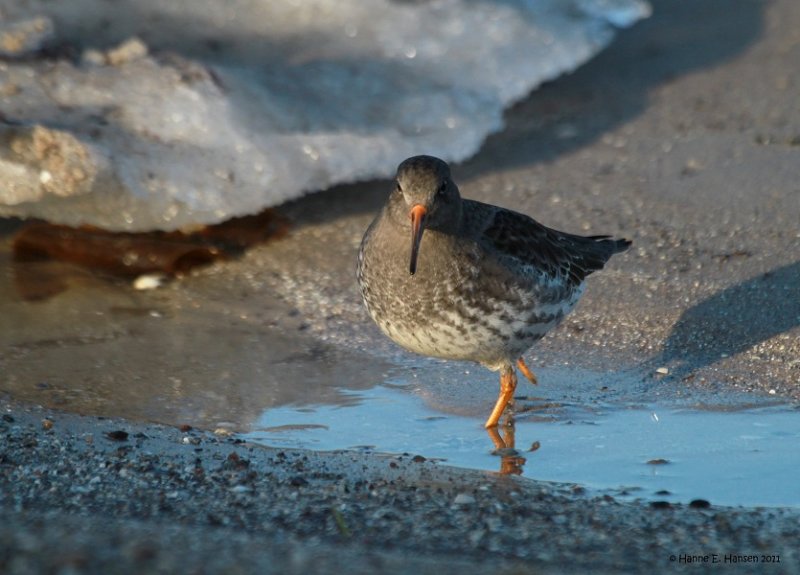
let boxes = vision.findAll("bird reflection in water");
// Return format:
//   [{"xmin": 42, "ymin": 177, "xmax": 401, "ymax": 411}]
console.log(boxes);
[{"xmin": 486, "ymin": 416, "xmax": 540, "ymax": 475}]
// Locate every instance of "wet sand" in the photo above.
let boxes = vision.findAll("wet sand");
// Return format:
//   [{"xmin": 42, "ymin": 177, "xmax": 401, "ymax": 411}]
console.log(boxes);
[{"xmin": 2, "ymin": 0, "xmax": 800, "ymax": 572}]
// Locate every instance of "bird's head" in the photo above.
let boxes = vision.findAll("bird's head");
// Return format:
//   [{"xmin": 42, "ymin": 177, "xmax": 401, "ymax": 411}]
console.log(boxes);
[{"xmin": 388, "ymin": 155, "xmax": 462, "ymax": 275}]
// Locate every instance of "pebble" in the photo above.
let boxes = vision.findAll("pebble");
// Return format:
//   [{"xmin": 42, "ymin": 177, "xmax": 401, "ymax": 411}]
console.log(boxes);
[
  {"xmin": 106, "ymin": 430, "xmax": 129, "ymax": 442},
  {"xmin": 453, "ymin": 493, "xmax": 476, "ymax": 505},
  {"xmin": 133, "ymin": 273, "xmax": 167, "ymax": 291},
  {"xmin": 289, "ymin": 476, "xmax": 309, "ymax": 487},
  {"xmin": 106, "ymin": 37, "xmax": 149, "ymax": 66},
  {"xmin": 0, "ymin": 17, "xmax": 54, "ymax": 58},
  {"xmin": 81, "ymin": 49, "xmax": 107, "ymax": 66}
]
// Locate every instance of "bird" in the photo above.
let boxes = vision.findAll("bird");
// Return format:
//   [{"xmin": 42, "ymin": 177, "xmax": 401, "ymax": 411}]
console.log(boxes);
[{"xmin": 357, "ymin": 155, "xmax": 630, "ymax": 428}]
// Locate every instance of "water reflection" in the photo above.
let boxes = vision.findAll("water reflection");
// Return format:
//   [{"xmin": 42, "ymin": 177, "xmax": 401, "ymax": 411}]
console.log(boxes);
[
  {"xmin": 247, "ymin": 384, "xmax": 800, "ymax": 507},
  {"xmin": 486, "ymin": 423, "xmax": 529, "ymax": 476},
  {"xmin": 0, "ymin": 245, "xmax": 390, "ymax": 430}
]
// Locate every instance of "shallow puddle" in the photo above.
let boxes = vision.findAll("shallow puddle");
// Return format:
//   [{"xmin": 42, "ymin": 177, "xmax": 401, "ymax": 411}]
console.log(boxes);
[{"xmin": 246, "ymin": 383, "xmax": 800, "ymax": 508}]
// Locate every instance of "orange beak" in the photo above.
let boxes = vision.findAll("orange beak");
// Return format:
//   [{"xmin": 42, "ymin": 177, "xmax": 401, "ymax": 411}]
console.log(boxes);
[{"xmin": 409, "ymin": 204, "xmax": 427, "ymax": 276}]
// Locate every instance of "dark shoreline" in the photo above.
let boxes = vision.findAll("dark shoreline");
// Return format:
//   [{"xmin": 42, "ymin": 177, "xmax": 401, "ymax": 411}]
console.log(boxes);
[{"xmin": 2, "ymin": 397, "xmax": 799, "ymax": 574}]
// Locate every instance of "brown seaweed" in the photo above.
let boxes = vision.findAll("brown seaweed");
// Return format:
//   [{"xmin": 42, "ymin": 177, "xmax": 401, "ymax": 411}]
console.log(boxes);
[{"xmin": 12, "ymin": 210, "xmax": 289, "ymax": 300}]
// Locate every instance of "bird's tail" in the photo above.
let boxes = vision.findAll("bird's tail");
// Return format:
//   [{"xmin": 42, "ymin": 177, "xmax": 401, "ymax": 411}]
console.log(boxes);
[
  {"xmin": 569, "ymin": 235, "xmax": 631, "ymax": 281},
  {"xmin": 592, "ymin": 236, "xmax": 632, "ymax": 257}
]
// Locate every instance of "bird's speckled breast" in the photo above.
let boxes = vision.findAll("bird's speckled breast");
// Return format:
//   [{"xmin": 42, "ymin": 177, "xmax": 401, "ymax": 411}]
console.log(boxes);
[{"xmin": 357, "ymin": 221, "xmax": 581, "ymax": 371}]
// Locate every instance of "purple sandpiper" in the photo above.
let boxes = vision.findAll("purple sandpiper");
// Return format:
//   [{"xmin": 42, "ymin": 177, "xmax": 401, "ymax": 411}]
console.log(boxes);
[{"xmin": 357, "ymin": 155, "xmax": 630, "ymax": 427}]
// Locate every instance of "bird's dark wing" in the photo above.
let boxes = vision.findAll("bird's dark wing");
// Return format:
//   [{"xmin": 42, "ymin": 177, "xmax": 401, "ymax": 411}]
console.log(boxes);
[{"xmin": 466, "ymin": 200, "xmax": 630, "ymax": 287}]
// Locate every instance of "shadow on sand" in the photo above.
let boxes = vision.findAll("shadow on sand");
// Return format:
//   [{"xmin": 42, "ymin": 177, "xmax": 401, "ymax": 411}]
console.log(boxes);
[
  {"xmin": 467, "ymin": 0, "xmax": 765, "ymax": 176},
  {"xmin": 650, "ymin": 261, "xmax": 800, "ymax": 381}
]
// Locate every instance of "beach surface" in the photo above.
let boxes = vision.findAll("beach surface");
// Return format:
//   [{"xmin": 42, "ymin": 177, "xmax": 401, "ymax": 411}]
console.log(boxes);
[{"xmin": 2, "ymin": 0, "xmax": 800, "ymax": 572}]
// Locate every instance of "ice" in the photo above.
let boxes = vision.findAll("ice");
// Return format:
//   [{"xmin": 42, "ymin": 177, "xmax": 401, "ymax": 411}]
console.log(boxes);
[{"xmin": 0, "ymin": 0, "xmax": 650, "ymax": 231}]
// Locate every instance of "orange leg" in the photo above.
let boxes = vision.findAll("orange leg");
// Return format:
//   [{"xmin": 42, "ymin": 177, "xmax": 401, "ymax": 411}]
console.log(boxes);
[
  {"xmin": 516, "ymin": 358, "xmax": 538, "ymax": 385},
  {"xmin": 485, "ymin": 366, "xmax": 517, "ymax": 428}
]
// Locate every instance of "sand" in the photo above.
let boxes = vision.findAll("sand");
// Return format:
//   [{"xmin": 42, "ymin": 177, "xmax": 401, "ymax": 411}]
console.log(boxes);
[{"xmin": 2, "ymin": 0, "xmax": 800, "ymax": 572}]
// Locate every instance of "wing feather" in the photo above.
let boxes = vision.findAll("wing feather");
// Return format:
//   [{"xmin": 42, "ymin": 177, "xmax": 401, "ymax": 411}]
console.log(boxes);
[{"xmin": 466, "ymin": 200, "xmax": 630, "ymax": 288}]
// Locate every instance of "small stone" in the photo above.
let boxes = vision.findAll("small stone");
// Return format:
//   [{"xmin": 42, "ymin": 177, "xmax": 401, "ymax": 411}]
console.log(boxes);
[
  {"xmin": 647, "ymin": 458, "xmax": 670, "ymax": 465},
  {"xmin": 411, "ymin": 455, "xmax": 426, "ymax": 463},
  {"xmin": 681, "ymin": 158, "xmax": 703, "ymax": 176},
  {"xmin": 106, "ymin": 37, "xmax": 149, "ymax": 66},
  {"xmin": 289, "ymin": 476, "xmax": 309, "ymax": 487},
  {"xmin": 133, "ymin": 274, "xmax": 166, "ymax": 290},
  {"xmin": 106, "ymin": 430, "xmax": 129, "ymax": 441},
  {"xmin": 81, "ymin": 49, "xmax": 107, "ymax": 66},
  {"xmin": 655, "ymin": 367, "xmax": 669, "ymax": 375},
  {"xmin": 468, "ymin": 529, "xmax": 485, "ymax": 545},
  {"xmin": 0, "ymin": 17, "xmax": 54, "ymax": 58},
  {"xmin": 453, "ymin": 493, "xmax": 475, "ymax": 505},
  {"xmin": 219, "ymin": 452, "xmax": 249, "ymax": 470},
  {"xmin": 689, "ymin": 499, "xmax": 711, "ymax": 509}
]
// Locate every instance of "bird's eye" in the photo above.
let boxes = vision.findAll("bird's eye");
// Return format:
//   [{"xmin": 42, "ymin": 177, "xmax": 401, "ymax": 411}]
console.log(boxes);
[
  {"xmin": 437, "ymin": 181, "xmax": 447, "ymax": 196},
  {"xmin": 395, "ymin": 181, "xmax": 402, "ymax": 193}
]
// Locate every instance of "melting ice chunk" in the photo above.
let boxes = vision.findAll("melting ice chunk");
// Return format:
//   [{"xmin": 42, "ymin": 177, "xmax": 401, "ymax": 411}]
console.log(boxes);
[{"xmin": 0, "ymin": 0, "xmax": 650, "ymax": 231}]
